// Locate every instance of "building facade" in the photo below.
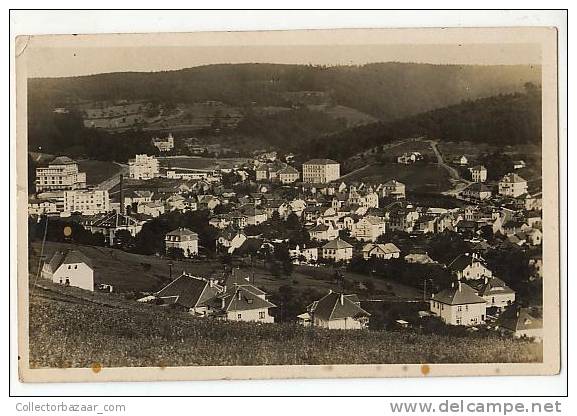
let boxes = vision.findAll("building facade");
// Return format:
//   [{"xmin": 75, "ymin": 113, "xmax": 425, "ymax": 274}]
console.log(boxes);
[
  {"xmin": 63, "ymin": 190, "xmax": 110, "ymax": 215},
  {"xmin": 165, "ymin": 227, "xmax": 199, "ymax": 257},
  {"xmin": 302, "ymin": 159, "xmax": 340, "ymax": 184},
  {"xmin": 128, "ymin": 154, "xmax": 160, "ymax": 180},
  {"xmin": 499, "ymin": 173, "xmax": 528, "ymax": 198},
  {"xmin": 35, "ymin": 156, "xmax": 87, "ymax": 193}
]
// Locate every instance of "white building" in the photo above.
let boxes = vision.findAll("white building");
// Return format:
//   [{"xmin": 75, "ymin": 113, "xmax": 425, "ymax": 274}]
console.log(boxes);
[
  {"xmin": 381, "ymin": 180, "xmax": 406, "ymax": 199},
  {"xmin": 128, "ymin": 154, "xmax": 160, "ymax": 180},
  {"xmin": 362, "ymin": 243, "xmax": 400, "ymax": 260},
  {"xmin": 430, "ymin": 281, "xmax": 487, "ymax": 326},
  {"xmin": 28, "ymin": 197, "xmax": 59, "ymax": 215},
  {"xmin": 448, "ymin": 253, "xmax": 493, "ymax": 281},
  {"xmin": 41, "ymin": 250, "xmax": 94, "ymax": 292},
  {"xmin": 302, "ymin": 159, "xmax": 340, "ymax": 184},
  {"xmin": 352, "ymin": 216, "xmax": 386, "ymax": 242},
  {"xmin": 499, "ymin": 173, "xmax": 528, "ymax": 198},
  {"xmin": 63, "ymin": 189, "xmax": 110, "ymax": 215},
  {"xmin": 35, "ymin": 156, "xmax": 86, "ymax": 193},
  {"xmin": 278, "ymin": 165, "xmax": 300, "ymax": 184},
  {"xmin": 165, "ymin": 227, "xmax": 199, "ymax": 257},
  {"xmin": 321, "ymin": 238, "xmax": 353, "ymax": 263},
  {"xmin": 303, "ymin": 291, "xmax": 370, "ymax": 330},
  {"xmin": 151, "ymin": 133, "xmax": 174, "ymax": 152},
  {"xmin": 469, "ymin": 165, "xmax": 488, "ymax": 183},
  {"xmin": 289, "ymin": 245, "xmax": 319, "ymax": 264}
]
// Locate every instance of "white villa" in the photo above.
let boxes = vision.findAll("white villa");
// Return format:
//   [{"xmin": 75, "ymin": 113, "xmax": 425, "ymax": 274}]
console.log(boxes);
[
  {"xmin": 165, "ymin": 227, "xmax": 199, "ymax": 257},
  {"xmin": 321, "ymin": 238, "xmax": 353, "ymax": 263},
  {"xmin": 430, "ymin": 281, "xmax": 487, "ymax": 326},
  {"xmin": 499, "ymin": 173, "xmax": 528, "ymax": 198}
]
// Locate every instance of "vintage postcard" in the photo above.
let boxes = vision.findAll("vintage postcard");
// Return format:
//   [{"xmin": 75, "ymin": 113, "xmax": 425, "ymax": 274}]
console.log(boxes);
[{"xmin": 15, "ymin": 27, "xmax": 560, "ymax": 382}]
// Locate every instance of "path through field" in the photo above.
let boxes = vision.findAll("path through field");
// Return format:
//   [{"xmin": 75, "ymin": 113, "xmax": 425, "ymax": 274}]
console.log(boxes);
[{"xmin": 428, "ymin": 140, "xmax": 471, "ymax": 196}]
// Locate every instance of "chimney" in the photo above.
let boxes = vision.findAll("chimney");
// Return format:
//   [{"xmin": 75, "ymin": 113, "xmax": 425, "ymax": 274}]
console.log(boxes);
[
  {"xmin": 119, "ymin": 174, "xmax": 124, "ymax": 215},
  {"xmin": 340, "ymin": 293, "xmax": 344, "ymax": 305},
  {"xmin": 221, "ymin": 297, "xmax": 226, "ymax": 309},
  {"xmin": 458, "ymin": 281, "xmax": 462, "ymax": 292},
  {"xmin": 484, "ymin": 276, "xmax": 488, "ymax": 284},
  {"xmin": 237, "ymin": 289, "xmax": 242, "ymax": 301}
]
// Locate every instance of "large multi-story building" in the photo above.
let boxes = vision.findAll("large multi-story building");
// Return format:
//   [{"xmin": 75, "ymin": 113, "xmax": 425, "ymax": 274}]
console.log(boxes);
[
  {"xmin": 499, "ymin": 173, "xmax": 528, "ymax": 198},
  {"xmin": 302, "ymin": 159, "xmax": 340, "ymax": 184},
  {"xmin": 63, "ymin": 189, "xmax": 110, "ymax": 215},
  {"xmin": 128, "ymin": 154, "xmax": 159, "ymax": 180},
  {"xmin": 35, "ymin": 156, "xmax": 86, "ymax": 193}
]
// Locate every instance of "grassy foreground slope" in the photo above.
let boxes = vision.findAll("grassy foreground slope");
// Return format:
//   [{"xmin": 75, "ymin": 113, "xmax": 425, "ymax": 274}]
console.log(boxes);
[{"xmin": 29, "ymin": 291, "xmax": 542, "ymax": 369}]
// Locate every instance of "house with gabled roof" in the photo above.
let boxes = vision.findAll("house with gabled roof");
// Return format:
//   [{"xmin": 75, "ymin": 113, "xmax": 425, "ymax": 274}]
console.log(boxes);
[
  {"xmin": 304, "ymin": 291, "xmax": 370, "ymax": 329},
  {"xmin": 461, "ymin": 183, "xmax": 492, "ymax": 201},
  {"xmin": 212, "ymin": 276, "xmax": 276, "ymax": 323},
  {"xmin": 476, "ymin": 276, "xmax": 515, "ymax": 310},
  {"xmin": 155, "ymin": 273, "xmax": 222, "ymax": 316},
  {"xmin": 430, "ymin": 281, "xmax": 487, "ymax": 326},
  {"xmin": 448, "ymin": 253, "xmax": 493, "ymax": 281},
  {"xmin": 496, "ymin": 306, "xmax": 542, "ymax": 341},
  {"xmin": 499, "ymin": 173, "xmax": 528, "ymax": 198},
  {"xmin": 352, "ymin": 216, "xmax": 386, "ymax": 242},
  {"xmin": 41, "ymin": 250, "xmax": 94, "ymax": 291},
  {"xmin": 362, "ymin": 243, "xmax": 401, "ymax": 260},
  {"xmin": 307, "ymin": 223, "xmax": 339, "ymax": 242},
  {"xmin": 321, "ymin": 238, "xmax": 353, "ymax": 263}
]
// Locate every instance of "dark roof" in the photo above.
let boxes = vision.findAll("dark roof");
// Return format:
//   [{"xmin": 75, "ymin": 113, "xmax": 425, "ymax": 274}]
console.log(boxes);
[
  {"xmin": 303, "ymin": 159, "xmax": 339, "ymax": 165},
  {"xmin": 216, "ymin": 286, "xmax": 276, "ymax": 312},
  {"xmin": 478, "ymin": 277, "xmax": 515, "ymax": 296},
  {"xmin": 45, "ymin": 250, "xmax": 93, "ymax": 272},
  {"xmin": 51, "ymin": 156, "xmax": 76, "ymax": 165},
  {"xmin": 166, "ymin": 227, "xmax": 198, "ymax": 238},
  {"xmin": 496, "ymin": 307, "xmax": 542, "ymax": 332},
  {"xmin": 322, "ymin": 238, "xmax": 353, "ymax": 250},
  {"xmin": 155, "ymin": 274, "xmax": 219, "ymax": 308},
  {"xmin": 82, "ymin": 212, "xmax": 142, "ymax": 228},
  {"xmin": 432, "ymin": 282, "xmax": 486, "ymax": 305},
  {"xmin": 312, "ymin": 291, "xmax": 370, "ymax": 321},
  {"xmin": 448, "ymin": 253, "xmax": 486, "ymax": 272},
  {"xmin": 464, "ymin": 183, "xmax": 491, "ymax": 193}
]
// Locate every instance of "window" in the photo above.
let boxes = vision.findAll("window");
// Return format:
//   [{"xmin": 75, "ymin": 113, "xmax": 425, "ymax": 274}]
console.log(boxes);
[
  {"xmin": 237, "ymin": 314, "xmax": 242, "ymax": 320},
  {"xmin": 457, "ymin": 306, "xmax": 462, "ymax": 312},
  {"xmin": 259, "ymin": 311, "xmax": 265, "ymax": 319}
]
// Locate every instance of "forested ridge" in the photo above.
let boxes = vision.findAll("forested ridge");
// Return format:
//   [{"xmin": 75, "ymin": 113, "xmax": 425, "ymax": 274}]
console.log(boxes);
[{"xmin": 29, "ymin": 62, "xmax": 539, "ymax": 121}]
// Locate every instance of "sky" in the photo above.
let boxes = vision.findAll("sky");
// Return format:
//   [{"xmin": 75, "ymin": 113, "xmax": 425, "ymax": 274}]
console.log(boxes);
[{"xmin": 21, "ymin": 30, "xmax": 542, "ymax": 78}]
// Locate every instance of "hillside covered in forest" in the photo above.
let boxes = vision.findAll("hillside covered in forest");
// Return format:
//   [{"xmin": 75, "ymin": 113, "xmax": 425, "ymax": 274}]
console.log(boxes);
[{"xmin": 29, "ymin": 62, "xmax": 539, "ymax": 120}]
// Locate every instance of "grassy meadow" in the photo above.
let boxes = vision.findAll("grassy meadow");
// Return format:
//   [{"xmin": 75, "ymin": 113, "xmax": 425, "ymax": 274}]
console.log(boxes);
[{"xmin": 29, "ymin": 289, "xmax": 542, "ymax": 369}]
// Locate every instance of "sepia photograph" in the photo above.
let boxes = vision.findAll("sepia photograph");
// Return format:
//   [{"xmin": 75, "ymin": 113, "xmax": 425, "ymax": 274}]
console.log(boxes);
[{"xmin": 15, "ymin": 26, "xmax": 560, "ymax": 382}]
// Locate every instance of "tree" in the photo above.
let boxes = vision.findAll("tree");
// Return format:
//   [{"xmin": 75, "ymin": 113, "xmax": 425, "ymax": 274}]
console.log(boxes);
[{"xmin": 166, "ymin": 247, "xmax": 185, "ymax": 260}]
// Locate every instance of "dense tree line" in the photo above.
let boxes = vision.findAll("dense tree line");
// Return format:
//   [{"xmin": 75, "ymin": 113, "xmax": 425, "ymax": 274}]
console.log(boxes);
[
  {"xmin": 28, "ymin": 62, "xmax": 539, "ymax": 121},
  {"xmin": 304, "ymin": 87, "xmax": 542, "ymax": 161}
]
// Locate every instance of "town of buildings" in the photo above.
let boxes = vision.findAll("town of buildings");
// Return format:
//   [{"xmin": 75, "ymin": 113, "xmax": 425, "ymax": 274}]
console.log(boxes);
[{"xmin": 30, "ymin": 144, "xmax": 542, "ymax": 339}]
